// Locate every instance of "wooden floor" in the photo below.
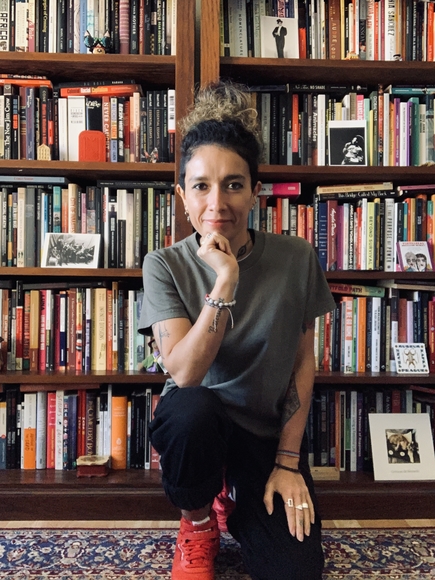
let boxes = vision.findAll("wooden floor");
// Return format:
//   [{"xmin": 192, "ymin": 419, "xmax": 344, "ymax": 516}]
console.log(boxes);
[{"xmin": 1, "ymin": 519, "xmax": 434, "ymax": 529}]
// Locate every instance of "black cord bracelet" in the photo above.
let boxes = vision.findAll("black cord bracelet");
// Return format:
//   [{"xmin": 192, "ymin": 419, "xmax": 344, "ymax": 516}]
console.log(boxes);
[{"xmin": 274, "ymin": 462, "xmax": 300, "ymax": 474}]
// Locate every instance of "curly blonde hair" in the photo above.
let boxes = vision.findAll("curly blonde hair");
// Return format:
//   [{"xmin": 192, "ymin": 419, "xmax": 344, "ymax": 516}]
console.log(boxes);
[
  {"xmin": 179, "ymin": 81, "xmax": 262, "ymax": 143},
  {"xmin": 178, "ymin": 81, "xmax": 264, "ymax": 190}
]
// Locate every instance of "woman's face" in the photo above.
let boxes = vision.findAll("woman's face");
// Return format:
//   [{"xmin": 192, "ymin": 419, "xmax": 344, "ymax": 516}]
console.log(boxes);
[{"xmin": 177, "ymin": 144, "xmax": 261, "ymax": 247}]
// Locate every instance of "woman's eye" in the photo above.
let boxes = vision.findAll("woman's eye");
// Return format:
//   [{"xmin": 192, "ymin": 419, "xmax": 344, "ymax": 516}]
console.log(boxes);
[
  {"xmin": 193, "ymin": 183, "xmax": 208, "ymax": 191},
  {"xmin": 228, "ymin": 182, "xmax": 243, "ymax": 190}
]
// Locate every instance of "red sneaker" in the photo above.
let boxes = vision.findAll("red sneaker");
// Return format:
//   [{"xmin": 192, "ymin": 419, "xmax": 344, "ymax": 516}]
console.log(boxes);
[
  {"xmin": 172, "ymin": 511, "xmax": 220, "ymax": 579},
  {"xmin": 212, "ymin": 481, "xmax": 235, "ymax": 533}
]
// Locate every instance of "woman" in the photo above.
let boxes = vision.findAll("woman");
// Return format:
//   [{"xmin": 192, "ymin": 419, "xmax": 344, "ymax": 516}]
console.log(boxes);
[{"xmin": 139, "ymin": 82, "xmax": 336, "ymax": 580}]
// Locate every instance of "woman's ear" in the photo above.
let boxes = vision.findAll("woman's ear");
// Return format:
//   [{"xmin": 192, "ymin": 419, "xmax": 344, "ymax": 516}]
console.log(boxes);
[
  {"xmin": 176, "ymin": 184, "xmax": 186, "ymax": 203},
  {"xmin": 252, "ymin": 181, "xmax": 262, "ymax": 204}
]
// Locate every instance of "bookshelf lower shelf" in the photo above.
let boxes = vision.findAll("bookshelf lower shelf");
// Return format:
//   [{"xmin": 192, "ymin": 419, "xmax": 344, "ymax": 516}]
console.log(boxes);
[{"xmin": 1, "ymin": 471, "xmax": 434, "ymax": 521}]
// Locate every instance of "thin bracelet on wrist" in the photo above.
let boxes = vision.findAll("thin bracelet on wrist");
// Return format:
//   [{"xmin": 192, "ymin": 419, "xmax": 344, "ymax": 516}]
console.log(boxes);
[{"xmin": 274, "ymin": 462, "xmax": 301, "ymax": 474}]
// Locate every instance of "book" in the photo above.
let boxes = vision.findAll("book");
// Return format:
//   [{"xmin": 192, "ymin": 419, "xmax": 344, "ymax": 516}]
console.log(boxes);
[
  {"xmin": 259, "ymin": 182, "xmax": 301, "ymax": 198},
  {"xmin": 328, "ymin": 283, "xmax": 385, "ymax": 298},
  {"xmin": 111, "ymin": 395, "xmax": 128, "ymax": 469},
  {"xmin": 316, "ymin": 182, "xmax": 394, "ymax": 194},
  {"xmin": 396, "ymin": 241, "xmax": 434, "ymax": 272}
]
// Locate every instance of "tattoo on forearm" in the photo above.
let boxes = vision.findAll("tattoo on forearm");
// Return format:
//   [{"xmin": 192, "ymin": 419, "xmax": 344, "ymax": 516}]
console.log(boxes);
[
  {"xmin": 302, "ymin": 320, "xmax": 314, "ymax": 334},
  {"xmin": 208, "ymin": 308, "xmax": 221, "ymax": 333},
  {"xmin": 281, "ymin": 372, "xmax": 301, "ymax": 427},
  {"xmin": 154, "ymin": 323, "xmax": 170, "ymax": 359}
]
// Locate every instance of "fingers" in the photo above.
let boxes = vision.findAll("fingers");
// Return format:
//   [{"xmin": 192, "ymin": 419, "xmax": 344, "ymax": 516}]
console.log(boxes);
[
  {"xmin": 200, "ymin": 231, "xmax": 231, "ymax": 254},
  {"xmin": 263, "ymin": 484, "xmax": 274, "ymax": 516},
  {"xmin": 284, "ymin": 497, "xmax": 313, "ymax": 542}
]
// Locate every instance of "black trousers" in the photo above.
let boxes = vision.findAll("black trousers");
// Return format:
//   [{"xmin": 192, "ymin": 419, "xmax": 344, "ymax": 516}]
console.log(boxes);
[{"xmin": 149, "ymin": 386, "xmax": 324, "ymax": 580}]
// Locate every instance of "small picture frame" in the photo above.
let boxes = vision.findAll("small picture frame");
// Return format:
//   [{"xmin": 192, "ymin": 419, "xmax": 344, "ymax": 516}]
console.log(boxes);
[
  {"xmin": 260, "ymin": 15, "xmax": 299, "ymax": 59},
  {"xmin": 393, "ymin": 343, "xmax": 430, "ymax": 375},
  {"xmin": 328, "ymin": 120, "xmax": 367, "ymax": 166},
  {"xmin": 396, "ymin": 240, "xmax": 434, "ymax": 272},
  {"xmin": 41, "ymin": 233, "xmax": 101, "ymax": 268},
  {"xmin": 369, "ymin": 413, "xmax": 435, "ymax": 481}
]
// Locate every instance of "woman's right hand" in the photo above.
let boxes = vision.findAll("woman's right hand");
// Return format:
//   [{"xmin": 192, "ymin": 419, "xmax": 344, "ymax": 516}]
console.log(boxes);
[{"xmin": 197, "ymin": 231, "xmax": 239, "ymax": 281}]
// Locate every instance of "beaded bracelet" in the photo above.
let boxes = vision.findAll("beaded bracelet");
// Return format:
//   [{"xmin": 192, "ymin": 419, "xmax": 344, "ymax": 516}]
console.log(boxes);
[
  {"xmin": 204, "ymin": 294, "xmax": 236, "ymax": 332},
  {"xmin": 274, "ymin": 462, "xmax": 300, "ymax": 474},
  {"xmin": 276, "ymin": 449, "xmax": 300, "ymax": 460}
]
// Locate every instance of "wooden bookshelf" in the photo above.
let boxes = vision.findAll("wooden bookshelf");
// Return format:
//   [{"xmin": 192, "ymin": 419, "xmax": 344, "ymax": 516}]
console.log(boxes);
[
  {"xmin": 199, "ymin": 0, "xmax": 435, "ymax": 521},
  {"xmin": 0, "ymin": 0, "xmax": 195, "ymax": 520}
]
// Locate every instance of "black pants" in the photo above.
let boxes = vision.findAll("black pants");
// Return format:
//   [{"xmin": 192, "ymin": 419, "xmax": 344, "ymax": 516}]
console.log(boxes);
[{"xmin": 149, "ymin": 386, "xmax": 324, "ymax": 580}]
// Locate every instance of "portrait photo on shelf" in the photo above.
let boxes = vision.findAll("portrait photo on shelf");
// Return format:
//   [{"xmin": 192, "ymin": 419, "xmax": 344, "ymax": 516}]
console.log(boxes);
[
  {"xmin": 328, "ymin": 120, "xmax": 367, "ymax": 166},
  {"xmin": 369, "ymin": 413, "xmax": 435, "ymax": 481},
  {"xmin": 260, "ymin": 15, "xmax": 299, "ymax": 58},
  {"xmin": 41, "ymin": 233, "xmax": 101, "ymax": 268},
  {"xmin": 396, "ymin": 240, "xmax": 434, "ymax": 272},
  {"xmin": 393, "ymin": 343, "xmax": 430, "ymax": 375}
]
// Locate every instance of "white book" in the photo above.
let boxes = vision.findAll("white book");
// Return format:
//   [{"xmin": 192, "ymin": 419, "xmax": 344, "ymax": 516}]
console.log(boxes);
[
  {"xmin": 16, "ymin": 187, "xmax": 26, "ymax": 267},
  {"xmin": 95, "ymin": 394, "xmax": 102, "ymax": 456},
  {"xmin": 359, "ymin": 197, "xmax": 368, "ymax": 270},
  {"xmin": 384, "ymin": 0, "xmax": 396, "ymax": 60},
  {"xmin": 55, "ymin": 390, "xmax": 65, "ymax": 470},
  {"xmin": 340, "ymin": 298, "xmax": 354, "ymax": 374},
  {"xmin": 15, "ymin": 0, "xmax": 29, "ymax": 52},
  {"xmin": 98, "ymin": 0, "xmax": 106, "ymax": 40},
  {"xmin": 341, "ymin": 202, "xmax": 349, "ymax": 270},
  {"xmin": 67, "ymin": 95, "xmax": 86, "ymax": 161},
  {"xmin": 0, "ymin": 0, "xmax": 10, "ymax": 52},
  {"xmin": 317, "ymin": 94, "xmax": 326, "ymax": 166},
  {"xmin": 365, "ymin": 0, "xmax": 375, "ymax": 60},
  {"xmin": 48, "ymin": 0, "xmax": 57, "ymax": 52},
  {"xmin": 74, "ymin": 0, "xmax": 81, "ymax": 53},
  {"xmin": 58, "ymin": 98, "xmax": 68, "ymax": 161},
  {"xmin": 166, "ymin": 0, "xmax": 177, "ymax": 55},
  {"xmin": 167, "ymin": 89, "xmax": 176, "ymax": 135},
  {"xmin": 104, "ymin": 384, "xmax": 112, "ymax": 462},
  {"xmin": 399, "ymin": 101, "xmax": 408, "ymax": 167},
  {"xmin": 314, "ymin": 317, "xmax": 320, "ymax": 370},
  {"xmin": 126, "ymin": 191, "xmax": 134, "ymax": 268},
  {"xmin": 383, "ymin": 198, "xmax": 395, "ymax": 271},
  {"xmin": 36, "ymin": 391, "xmax": 47, "ymax": 469},
  {"xmin": 281, "ymin": 198, "xmax": 289, "ymax": 233},
  {"xmin": 228, "ymin": 0, "xmax": 248, "ymax": 56},
  {"xmin": 86, "ymin": 0, "xmax": 96, "ymax": 37},
  {"xmin": 68, "ymin": 183, "xmax": 79, "ymax": 233},
  {"xmin": 252, "ymin": 0, "xmax": 266, "ymax": 57},
  {"xmin": 260, "ymin": 92, "xmax": 271, "ymax": 164},
  {"xmin": 128, "ymin": 290, "xmax": 136, "ymax": 370},
  {"xmin": 0, "ymin": 95, "xmax": 4, "ymax": 159},
  {"xmin": 371, "ymin": 296, "xmax": 381, "ymax": 372}
]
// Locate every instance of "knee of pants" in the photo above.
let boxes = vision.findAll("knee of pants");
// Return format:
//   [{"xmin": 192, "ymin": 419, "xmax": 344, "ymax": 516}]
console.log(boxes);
[{"xmin": 151, "ymin": 386, "xmax": 231, "ymax": 440}]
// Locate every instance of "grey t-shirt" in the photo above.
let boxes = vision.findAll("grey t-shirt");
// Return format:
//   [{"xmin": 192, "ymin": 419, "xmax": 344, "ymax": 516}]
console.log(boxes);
[{"xmin": 139, "ymin": 230, "xmax": 336, "ymax": 438}]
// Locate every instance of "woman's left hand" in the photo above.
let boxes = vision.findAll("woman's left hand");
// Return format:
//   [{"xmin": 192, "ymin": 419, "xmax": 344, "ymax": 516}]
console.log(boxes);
[{"xmin": 263, "ymin": 466, "xmax": 315, "ymax": 542}]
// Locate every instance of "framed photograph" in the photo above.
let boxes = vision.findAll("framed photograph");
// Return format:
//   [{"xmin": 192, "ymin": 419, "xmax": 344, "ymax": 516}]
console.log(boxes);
[
  {"xmin": 328, "ymin": 120, "xmax": 367, "ymax": 166},
  {"xmin": 41, "ymin": 233, "xmax": 101, "ymax": 268},
  {"xmin": 396, "ymin": 240, "xmax": 434, "ymax": 272},
  {"xmin": 260, "ymin": 15, "xmax": 299, "ymax": 59},
  {"xmin": 368, "ymin": 413, "xmax": 435, "ymax": 481},
  {"xmin": 393, "ymin": 343, "xmax": 429, "ymax": 375}
]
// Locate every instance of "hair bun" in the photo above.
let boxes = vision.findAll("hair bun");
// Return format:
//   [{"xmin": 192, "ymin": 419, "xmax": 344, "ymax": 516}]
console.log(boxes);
[{"xmin": 179, "ymin": 80, "xmax": 261, "ymax": 145}]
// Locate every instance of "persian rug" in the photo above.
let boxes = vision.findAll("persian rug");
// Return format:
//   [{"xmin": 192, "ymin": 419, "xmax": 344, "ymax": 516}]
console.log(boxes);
[{"xmin": 0, "ymin": 527, "xmax": 434, "ymax": 579}]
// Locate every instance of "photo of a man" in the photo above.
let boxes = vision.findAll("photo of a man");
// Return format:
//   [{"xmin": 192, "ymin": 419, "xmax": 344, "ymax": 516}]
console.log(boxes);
[{"xmin": 272, "ymin": 18, "xmax": 287, "ymax": 58}]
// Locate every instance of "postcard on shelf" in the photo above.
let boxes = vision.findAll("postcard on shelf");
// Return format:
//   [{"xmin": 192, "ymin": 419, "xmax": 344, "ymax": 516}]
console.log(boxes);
[
  {"xmin": 369, "ymin": 413, "xmax": 435, "ymax": 481},
  {"xmin": 260, "ymin": 15, "xmax": 299, "ymax": 59},
  {"xmin": 396, "ymin": 241, "xmax": 433, "ymax": 272},
  {"xmin": 393, "ymin": 343, "xmax": 429, "ymax": 375},
  {"xmin": 41, "ymin": 233, "xmax": 101, "ymax": 268},
  {"xmin": 328, "ymin": 121, "xmax": 367, "ymax": 166}
]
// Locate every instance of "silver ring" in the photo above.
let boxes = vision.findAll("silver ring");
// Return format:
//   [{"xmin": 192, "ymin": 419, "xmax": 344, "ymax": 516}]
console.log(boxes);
[
  {"xmin": 295, "ymin": 504, "xmax": 304, "ymax": 511},
  {"xmin": 286, "ymin": 498, "xmax": 294, "ymax": 508},
  {"xmin": 206, "ymin": 233, "xmax": 212, "ymax": 238},
  {"xmin": 302, "ymin": 503, "xmax": 309, "ymax": 509}
]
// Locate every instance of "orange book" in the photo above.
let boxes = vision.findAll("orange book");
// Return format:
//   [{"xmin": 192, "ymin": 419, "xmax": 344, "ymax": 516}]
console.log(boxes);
[
  {"xmin": 275, "ymin": 198, "xmax": 282, "ymax": 235},
  {"xmin": 306, "ymin": 205, "xmax": 314, "ymax": 246},
  {"xmin": 428, "ymin": 3, "xmax": 434, "ymax": 62},
  {"xmin": 59, "ymin": 84, "xmax": 142, "ymax": 97},
  {"xmin": 356, "ymin": 297, "xmax": 367, "ymax": 373},
  {"xmin": 297, "ymin": 204, "xmax": 306, "ymax": 239},
  {"xmin": 111, "ymin": 395, "xmax": 128, "ymax": 469},
  {"xmin": 23, "ymin": 392, "xmax": 37, "ymax": 469}
]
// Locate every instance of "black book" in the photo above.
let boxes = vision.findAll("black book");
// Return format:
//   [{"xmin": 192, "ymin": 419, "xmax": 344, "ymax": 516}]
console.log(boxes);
[
  {"xmin": 130, "ymin": 0, "xmax": 139, "ymax": 54},
  {"xmin": 58, "ymin": 0, "xmax": 67, "ymax": 52},
  {"xmin": 117, "ymin": 288, "xmax": 125, "ymax": 371},
  {"xmin": 39, "ymin": 0, "xmax": 49, "ymax": 52},
  {"xmin": 85, "ymin": 96, "xmax": 103, "ymax": 131}
]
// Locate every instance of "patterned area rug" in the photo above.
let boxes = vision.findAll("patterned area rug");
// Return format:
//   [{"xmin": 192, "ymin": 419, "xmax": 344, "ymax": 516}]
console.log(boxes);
[{"xmin": 0, "ymin": 528, "xmax": 434, "ymax": 579}]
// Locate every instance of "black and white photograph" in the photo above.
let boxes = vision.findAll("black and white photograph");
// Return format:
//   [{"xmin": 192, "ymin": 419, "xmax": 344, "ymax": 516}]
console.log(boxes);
[
  {"xmin": 328, "ymin": 120, "xmax": 367, "ymax": 166},
  {"xmin": 41, "ymin": 233, "xmax": 101, "ymax": 268},
  {"xmin": 369, "ymin": 413, "xmax": 435, "ymax": 481},
  {"xmin": 396, "ymin": 240, "xmax": 434, "ymax": 272},
  {"xmin": 260, "ymin": 15, "xmax": 299, "ymax": 59}
]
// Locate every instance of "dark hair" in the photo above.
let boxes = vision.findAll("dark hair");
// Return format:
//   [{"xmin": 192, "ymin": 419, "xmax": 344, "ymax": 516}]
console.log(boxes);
[{"xmin": 178, "ymin": 81, "xmax": 263, "ymax": 190}]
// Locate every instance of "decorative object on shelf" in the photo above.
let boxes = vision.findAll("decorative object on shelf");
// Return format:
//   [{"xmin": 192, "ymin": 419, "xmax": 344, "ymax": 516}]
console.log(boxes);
[
  {"xmin": 328, "ymin": 121, "xmax": 367, "ymax": 166},
  {"xmin": 41, "ymin": 234, "xmax": 101, "ymax": 268},
  {"xmin": 143, "ymin": 337, "xmax": 168, "ymax": 373},
  {"xmin": 76, "ymin": 455, "xmax": 110, "ymax": 477},
  {"xmin": 369, "ymin": 413, "xmax": 435, "ymax": 481},
  {"xmin": 393, "ymin": 343, "xmax": 430, "ymax": 375},
  {"xmin": 396, "ymin": 241, "xmax": 434, "ymax": 272},
  {"xmin": 78, "ymin": 131, "xmax": 106, "ymax": 162},
  {"xmin": 84, "ymin": 30, "xmax": 111, "ymax": 54},
  {"xmin": 260, "ymin": 15, "xmax": 299, "ymax": 59}
]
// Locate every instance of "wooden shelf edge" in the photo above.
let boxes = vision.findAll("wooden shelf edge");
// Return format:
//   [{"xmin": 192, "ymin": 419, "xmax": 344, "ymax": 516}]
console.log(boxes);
[
  {"xmin": 0, "ymin": 267, "xmax": 143, "ymax": 278},
  {"xmin": 0, "ymin": 371, "xmax": 167, "ymax": 385}
]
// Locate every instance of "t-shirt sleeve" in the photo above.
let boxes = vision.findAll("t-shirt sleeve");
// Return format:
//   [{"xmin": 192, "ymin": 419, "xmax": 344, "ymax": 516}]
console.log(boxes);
[
  {"xmin": 138, "ymin": 251, "xmax": 190, "ymax": 335},
  {"xmin": 303, "ymin": 245, "xmax": 336, "ymax": 323}
]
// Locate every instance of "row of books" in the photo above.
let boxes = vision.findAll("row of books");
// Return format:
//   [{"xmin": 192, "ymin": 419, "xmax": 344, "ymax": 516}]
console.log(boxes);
[
  {"xmin": 0, "ymin": 283, "xmax": 149, "ymax": 373},
  {"xmin": 0, "ymin": 385, "xmax": 161, "ymax": 471},
  {"xmin": 0, "ymin": 80, "xmax": 176, "ymax": 163},
  {"xmin": 308, "ymin": 385, "xmax": 435, "ymax": 472},
  {"xmin": 315, "ymin": 281, "xmax": 435, "ymax": 374},
  {"xmin": 0, "ymin": 0, "xmax": 176, "ymax": 55},
  {"xmin": 249, "ymin": 83, "xmax": 435, "ymax": 167},
  {"xmin": 0, "ymin": 180, "xmax": 175, "ymax": 269},
  {"xmin": 222, "ymin": 0, "xmax": 435, "ymax": 62}
]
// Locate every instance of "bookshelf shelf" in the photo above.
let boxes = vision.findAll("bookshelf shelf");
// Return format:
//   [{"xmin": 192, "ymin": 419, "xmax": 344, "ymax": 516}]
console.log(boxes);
[
  {"xmin": 0, "ymin": 371, "xmax": 167, "ymax": 385},
  {"xmin": 0, "ymin": 267, "xmax": 143, "ymax": 278},
  {"xmin": 315, "ymin": 371, "xmax": 435, "ymax": 384}
]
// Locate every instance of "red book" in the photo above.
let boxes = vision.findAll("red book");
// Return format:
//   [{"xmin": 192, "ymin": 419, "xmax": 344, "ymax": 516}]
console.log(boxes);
[
  {"xmin": 259, "ymin": 182, "xmax": 301, "ymax": 198},
  {"xmin": 77, "ymin": 390, "xmax": 86, "ymax": 458},
  {"xmin": 59, "ymin": 84, "xmax": 142, "ymax": 97},
  {"xmin": 46, "ymin": 392, "xmax": 57, "ymax": 469},
  {"xmin": 53, "ymin": 293, "xmax": 61, "ymax": 372},
  {"xmin": 38, "ymin": 289, "xmax": 47, "ymax": 372},
  {"xmin": 67, "ymin": 288, "xmax": 77, "ymax": 371},
  {"xmin": 22, "ymin": 289, "xmax": 31, "ymax": 370},
  {"xmin": 327, "ymin": 200, "xmax": 338, "ymax": 271}
]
